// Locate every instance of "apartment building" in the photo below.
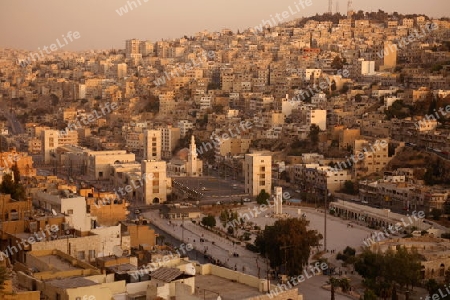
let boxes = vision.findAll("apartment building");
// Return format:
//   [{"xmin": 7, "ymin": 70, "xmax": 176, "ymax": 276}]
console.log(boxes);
[
  {"xmin": 41, "ymin": 129, "xmax": 59, "ymax": 164},
  {"xmin": 353, "ymin": 139, "xmax": 395, "ymax": 177},
  {"xmin": 244, "ymin": 153, "xmax": 272, "ymax": 197}
]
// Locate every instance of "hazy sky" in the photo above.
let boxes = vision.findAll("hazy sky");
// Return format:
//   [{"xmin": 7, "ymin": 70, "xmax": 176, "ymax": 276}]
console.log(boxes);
[{"xmin": 1, "ymin": 0, "xmax": 449, "ymax": 51}]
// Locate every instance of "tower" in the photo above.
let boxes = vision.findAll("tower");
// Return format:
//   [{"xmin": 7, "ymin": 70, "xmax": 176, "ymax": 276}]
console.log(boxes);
[
  {"xmin": 274, "ymin": 186, "xmax": 283, "ymax": 214},
  {"xmin": 141, "ymin": 160, "xmax": 167, "ymax": 205},
  {"xmin": 186, "ymin": 135, "xmax": 202, "ymax": 176},
  {"xmin": 143, "ymin": 130, "xmax": 161, "ymax": 161}
]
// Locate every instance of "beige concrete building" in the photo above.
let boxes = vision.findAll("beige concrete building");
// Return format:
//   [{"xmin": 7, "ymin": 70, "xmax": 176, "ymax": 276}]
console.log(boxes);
[
  {"xmin": 41, "ymin": 129, "xmax": 59, "ymax": 164},
  {"xmin": 141, "ymin": 160, "xmax": 169, "ymax": 204},
  {"xmin": 144, "ymin": 129, "xmax": 162, "ymax": 161},
  {"xmin": 353, "ymin": 139, "xmax": 393, "ymax": 177},
  {"xmin": 215, "ymin": 138, "xmax": 252, "ymax": 157},
  {"xmin": 369, "ymin": 236, "xmax": 450, "ymax": 281},
  {"xmin": 160, "ymin": 125, "xmax": 181, "ymax": 159},
  {"xmin": 244, "ymin": 153, "xmax": 272, "ymax": 197},
  {"xmin": 86, "ymin": 150, "xmax": 135, "ymax": 180},
  {"xmin": 338, "ymin": 128, "xmax": 361, "ymax": 150},
  {"xmin": 0, "ymin": 148, "xmax": 36, "ymax": 177}
]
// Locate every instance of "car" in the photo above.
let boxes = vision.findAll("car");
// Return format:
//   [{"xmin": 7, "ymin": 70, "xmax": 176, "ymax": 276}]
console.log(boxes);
[
  {"xmin": 361, "ymin": 200, "xmax": 368, "ymax": 204},
  {"xmin": 216, "ymin": 201, "xmax": 222, "ymax": 205},
  {"xmin": 201, "ymin": 187, "xmax": 207, "ymax": 191},
  {"xmin": 134, "ymin": 209, "xmax": 141, "ymax": 214},
  {"xmin": 295, "ymin": 190, "xmax": 301, "ymax": 193},
  {"xmin": 243, "ymin": 198, "xmax": 251, "ymax": 202}
]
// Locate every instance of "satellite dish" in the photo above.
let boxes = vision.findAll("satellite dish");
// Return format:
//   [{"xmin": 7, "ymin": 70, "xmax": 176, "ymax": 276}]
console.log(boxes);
[
  {"xmin": 184, "ymin": 263, "xmax": 196, "ymax": 275},
  {"xmin": 52, "ymin": 209, "xmax": 57, "ymax": 216}
]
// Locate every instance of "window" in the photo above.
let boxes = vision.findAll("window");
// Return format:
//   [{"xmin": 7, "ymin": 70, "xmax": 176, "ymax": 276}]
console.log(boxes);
[
  {"xmin": 78, "ymin": 251, "xmax": 85, "ymax": 260},
  {"xmin": 67, "ymin": 209, "xmax": 73, "ymax": 215}
]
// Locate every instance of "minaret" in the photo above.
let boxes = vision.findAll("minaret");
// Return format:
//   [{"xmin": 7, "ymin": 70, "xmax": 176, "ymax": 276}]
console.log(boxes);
[{"xmin": 187, "ymin": 135, "xmax": 198, "ymax": 176}]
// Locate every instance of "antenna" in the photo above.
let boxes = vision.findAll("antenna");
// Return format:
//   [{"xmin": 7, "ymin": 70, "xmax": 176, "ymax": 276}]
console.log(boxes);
[{"xmin": 335, "ymin": 0, "xmax": 339, "ymax": 14}]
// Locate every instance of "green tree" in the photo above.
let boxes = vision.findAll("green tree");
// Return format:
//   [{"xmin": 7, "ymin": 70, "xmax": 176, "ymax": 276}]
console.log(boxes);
[
  {"xmin": 354, "ymin": 247, "xmax": 421, "ymax": 297},
  {"xmin": 331, "ymin": 55, "xmax": 344, "ymax": 70},
  {"xmin": 0, "ymin": 266, "xmax": 8, "ymax": 290},
  {"xmin": 0, "ymin": 173, "xmax": 25, "ymax": 200},
  {"xmin": 431, "ymin": 208, "xmax": 442, "ymax": 221},
  {"xmin": 363, "ymin": 289, "xmax": 377, "ymax": 300},
  {"xmin": 254, "ymin": 218, "xmax": 322, "ymax": 276},
  {"xmin": 201, "ymin": 215, "xmax": 216, "ymax": 228},
  {"xmin": 11, "ymin": 163, "xmax": 20, "ymax": 183},
  {"xmin": 256, "ymin": 189, "xmax": 270, "ymax": 205},
  {"xmin": 342, "ymin": 181, "xmax": 358, "ymax": 195},
  {"xmin": 309, "ymin": 124, "xmax": 320, "ymax": 146},
  {"xmin": 219, "ymin": 209, "xmax": 238, "ymax": 228}
]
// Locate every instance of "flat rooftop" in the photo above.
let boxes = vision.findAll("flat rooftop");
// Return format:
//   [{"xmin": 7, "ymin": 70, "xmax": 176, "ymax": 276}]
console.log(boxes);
[
  {"xmin": 40, "ymin": 255, "xmax": 81, "ymax": 271},
  {"xmin": 46, "ymin": 277, "xmax": 97, "ymax": 289},
  {"xmin": 195, "ymin": 274, "xmax": 262, "ymax": 300}
]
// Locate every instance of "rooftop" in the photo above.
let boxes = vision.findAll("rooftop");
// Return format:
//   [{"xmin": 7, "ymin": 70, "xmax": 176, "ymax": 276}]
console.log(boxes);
[
  {"xmin": 195, "ymin": 274, "xmax": 263, "ymax": 300},
  {"xmin": 46, "ymin": 277, "xmax": 97, "ymax": 289}
]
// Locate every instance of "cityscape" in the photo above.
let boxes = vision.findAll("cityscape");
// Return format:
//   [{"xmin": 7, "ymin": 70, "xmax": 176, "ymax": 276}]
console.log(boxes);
[{"xmin": 0, "ymin": 0, "xmax": 450, "ymax": 299}]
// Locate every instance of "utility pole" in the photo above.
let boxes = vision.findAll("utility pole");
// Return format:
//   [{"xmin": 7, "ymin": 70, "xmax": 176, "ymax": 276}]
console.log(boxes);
[{"xmin": 324, "ymin": 187, "xmax": 328, "ymax": 252}]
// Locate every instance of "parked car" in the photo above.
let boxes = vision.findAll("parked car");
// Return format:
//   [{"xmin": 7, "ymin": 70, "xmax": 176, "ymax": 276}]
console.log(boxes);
[
  {"xmin": 134, "ymin": 209, "xmax": 141, "ymax": 214},
  {"xmin": 243, "ymin": 198, "xmax": 251, "ymax": 202}
]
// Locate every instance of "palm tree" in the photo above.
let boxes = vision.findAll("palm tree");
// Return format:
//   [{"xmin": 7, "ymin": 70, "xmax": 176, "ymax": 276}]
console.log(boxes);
[
  {"xmin": 339, "ymin": 278, "xmax": 351, "ymax": 293},
  {"xmin": 327, "ymin": 277, "xmax": 341, "ymax": 300}
]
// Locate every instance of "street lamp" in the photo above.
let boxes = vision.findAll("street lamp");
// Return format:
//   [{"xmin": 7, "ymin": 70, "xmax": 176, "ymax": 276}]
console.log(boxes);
[{"xmin": 324, "ymin": 186, "xmax": 330, "ymax": 252}]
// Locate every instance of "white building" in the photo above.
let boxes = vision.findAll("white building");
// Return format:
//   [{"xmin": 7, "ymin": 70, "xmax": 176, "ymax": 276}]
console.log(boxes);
[
  {"xmin": 177, "ymin": 120, "xmax": 194, "ymax": 138},
  {"xmin": 244, "ymin": 153, "xmax": 272, "ymax": 197},
  {"xmin": 360, "ymin": 60, "xmax": 375, "ymax": 75}
]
